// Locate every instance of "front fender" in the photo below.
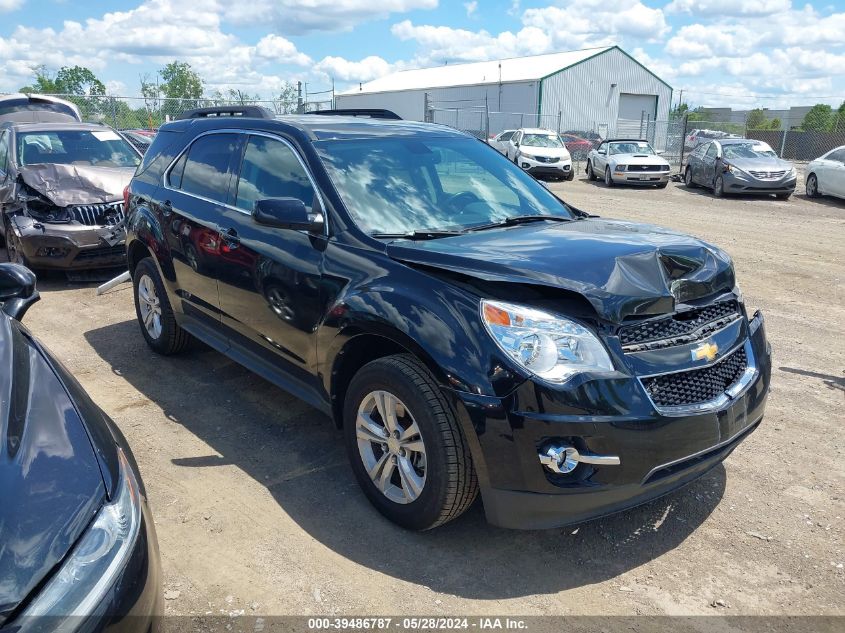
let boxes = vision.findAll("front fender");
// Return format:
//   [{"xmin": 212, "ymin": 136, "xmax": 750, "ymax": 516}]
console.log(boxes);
[{"xmin": 319, "ymin": 281, "xmax": 526, "ymax": 401}]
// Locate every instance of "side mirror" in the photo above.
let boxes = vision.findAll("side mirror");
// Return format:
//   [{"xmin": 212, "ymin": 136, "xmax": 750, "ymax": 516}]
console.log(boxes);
[
  {"xmin": 655, "ymin": 150, "xmax": 665, "ymax": 155},
  {"xmin": 0, "ymin": 263, "xmax": 39, "ymax": 321},
  {"xmin": 598, "ymin": 149, "xmax": 606, "ymax": 155},
  {"xmin": 253, "ymin": 198, "xmax": 324, "ymax": 233}
]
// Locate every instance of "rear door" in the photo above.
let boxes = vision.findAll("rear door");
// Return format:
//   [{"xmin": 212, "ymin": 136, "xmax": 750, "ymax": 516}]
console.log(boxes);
[
  {"xmin": 216, "ymin": 132, "xmax": 327, "ymax": 395},
  {"xmin": 160, "ymin": 132, "xmax": 243, "ymax": 327},
  {"xmin": 824, "ymin": 149, "xmax": 845, "ymax": 197}
]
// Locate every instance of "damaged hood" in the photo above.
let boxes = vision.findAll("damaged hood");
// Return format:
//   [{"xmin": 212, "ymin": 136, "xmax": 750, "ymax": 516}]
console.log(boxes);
[
  {"xmin": 387, "ymin": 218, "xmax": 736, "ymax": 322},
  {"xmin": 18, "ymin": 163, "xmax": 133, "ymax": 206}
]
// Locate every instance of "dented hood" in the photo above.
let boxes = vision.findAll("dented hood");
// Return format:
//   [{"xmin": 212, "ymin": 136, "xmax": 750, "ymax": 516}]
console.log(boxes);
[
  {"xmin": 18, "ymin": 163, "xmax": 133, "ymax": 206},
  {"xmin": 387, "ymin": 218, "xmax": 736, "ymax": 322}
]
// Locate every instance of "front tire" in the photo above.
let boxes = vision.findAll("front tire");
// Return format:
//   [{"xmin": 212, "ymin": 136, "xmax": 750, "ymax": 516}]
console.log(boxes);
[
  {"xmin": 132, "ymin": 257, "xmax": 191, "ymax": 355},
  {"xmin": 343, "ymin": 354, "xmax": 478, "ymax": 530},
  {"xmin": 713, "ymin": 175, "xmax": 725, "ymax": 198},
  {"xmin": 806, "ymin": 174, "xmax": 820, "ymax": 198},
  {"xmin": 586, "ymin": 161, "xmax": 595, "ymax": 180},
  {"xmin": 4, "ymin": 219, "xmax": 30, "ymax": 268},
  {"xmin": 684, "ymin": 166, "xmax": 696, "ymax": 188},
  {"xmin": 604, "ymin": 166, "xmax": 614, "ymax": 187}
]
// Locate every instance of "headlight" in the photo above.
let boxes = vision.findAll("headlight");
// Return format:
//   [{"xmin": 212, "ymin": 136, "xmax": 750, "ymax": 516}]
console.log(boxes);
[
  {"xmin": 481, "ymin": 300, "xmax": 614, "ymax": 383},
  {"xmin": 519, "ymin": 153, "xmax": 536, "ymax": 161},
  {"xmin": 725, "ymin": 163, "xmax": 747, "ymax": 177},
  {"xmin": 788, "ymin": 166, "xmax": 796, "ymax": 178},
  {"xmin": 615, "ymin": 164, "xmax": 627, "ymax": 171},
  {"xmin": 20, "ymin": 449, "xmax": 142, "ymax": 624}
]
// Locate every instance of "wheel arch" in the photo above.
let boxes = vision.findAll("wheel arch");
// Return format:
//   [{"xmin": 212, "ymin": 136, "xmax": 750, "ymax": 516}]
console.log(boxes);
[{"xmin": 326, "ymin": 327, "xmax": 450, "ymax": 429}]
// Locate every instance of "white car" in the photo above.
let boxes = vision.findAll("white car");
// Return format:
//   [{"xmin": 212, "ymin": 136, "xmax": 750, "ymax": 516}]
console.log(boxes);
[
  {"xmin": 586, "ymin": 139, "xmax": 671, "ymax": 188},
  {"xmin": 805, "ymin": 146, "xmax": 845, "ymax": 201},
  {"xmin": 505, "ymin": 128, "xmax": 573, "ymax": 181},
  {"xmin": 488, "ymin": 130, "xmax": 515, "ymax": 155}
]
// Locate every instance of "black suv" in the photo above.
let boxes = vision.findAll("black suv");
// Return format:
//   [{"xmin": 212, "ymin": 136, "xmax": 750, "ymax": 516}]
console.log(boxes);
[{"xmin": 125, "ymin": 110, "xmax": 771, "ymax": 530}]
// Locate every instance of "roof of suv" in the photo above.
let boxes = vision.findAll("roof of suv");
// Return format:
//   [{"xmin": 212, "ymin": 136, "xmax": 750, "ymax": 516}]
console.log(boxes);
[
  {"xmin": 2, "ymin": 121, "xmax": 117, "ymax": 134},
  {"xmin": 163, "ymin": 114, "xmax": 469, "ymax": 142}
]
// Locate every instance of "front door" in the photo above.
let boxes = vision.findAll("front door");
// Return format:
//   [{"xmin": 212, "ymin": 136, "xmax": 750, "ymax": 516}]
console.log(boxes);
[
  {"xmin": 216, "ymin": 133, "xmax": 326, "ymax": 391},
  {"xmin": 158, "ymin": 132, "xmax": 243, "ymax": 326}
]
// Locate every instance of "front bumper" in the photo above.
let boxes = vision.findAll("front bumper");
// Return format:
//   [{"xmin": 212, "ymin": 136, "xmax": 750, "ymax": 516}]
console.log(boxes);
[
  {"xmin": 518, "ymin": 156, "xmax": 573, "ymax": 179},
  {"xmin": 723, "ymin": 172, "xmax": 796, "ymax": 195},
  {"xmin": 9, "ymin": 217, "xmax": 126, "ymax": 270},
  {"xmin": 613, "ymin": 169, "xmax": 672, "ymax": 185},
  {"xmin": 453, "ymin": 311, "xmax": 772, "ymax": 530}
]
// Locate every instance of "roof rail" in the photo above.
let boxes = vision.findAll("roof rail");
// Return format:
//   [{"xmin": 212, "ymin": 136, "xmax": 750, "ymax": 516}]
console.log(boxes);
[
  {"xmin": 175, "ymin": 105, "xmax": 275, "ymax": 120},
  {"xmin": 304, "ymin": 108, "xmax": 402, "ymax": 120}
]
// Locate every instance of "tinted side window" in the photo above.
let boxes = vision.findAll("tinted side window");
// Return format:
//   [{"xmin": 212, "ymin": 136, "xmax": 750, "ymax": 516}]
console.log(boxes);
[
  {"xmin": 180, "ymin": 133, "xmax": 239, "ymax": 203},
  {"xmin": 0, "ymin": 132, "xmax": 8, "ymax": 174},
  {"xmin": 499, "ymin": 131, "xmax": 514, "ymax": 141},
  {"xmin": 235, "ymin": 136, "xmax": 315, "ymax": 212},
  {"xmin": 828, "ymin": 149, "xmax": 845, "ymax": 162}
]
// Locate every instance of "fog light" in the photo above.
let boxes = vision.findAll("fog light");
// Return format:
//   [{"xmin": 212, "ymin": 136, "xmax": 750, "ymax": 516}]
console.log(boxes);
[
  {"xmin": 35, "ymin": 247, "xmax": 69, "ymax": 258},
  {"xmin": 538, "ymin": 443, "xmax": 621, "ymax": 474},
  {"xmin": 521, "ymin": 162, "xmax": 530, "ymax": 169}
]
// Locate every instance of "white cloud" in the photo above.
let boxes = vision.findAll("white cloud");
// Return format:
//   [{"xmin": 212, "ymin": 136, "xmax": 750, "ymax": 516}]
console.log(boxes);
[
  {"xmin": 464, "ymin": 1, "xmax": 477, "ymax": 18},
  {"xmin": 314, "ymin": 55, "xmax": 394, "ymax": 82},
  {"xmin": 666, "ymin": 0, "xmax": 791, "ymax": 18},
  {"xmin": 254, "ymin": 34, "xmax": 312, "ymax": 67},
  {"xmin": 222, "ymin": 0, "xmax": 438, "ymax": 35},
  {"xmin": 0, "ymin": 0, "xmax": 22, "ymax": 12}
]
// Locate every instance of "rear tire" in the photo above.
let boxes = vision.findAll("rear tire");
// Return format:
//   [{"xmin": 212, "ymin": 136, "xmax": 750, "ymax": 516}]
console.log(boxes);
[
  {"xmin": 343, "ymin": 354, "xmax": 478, "ymax": 530},
  {"xmin": 684, "ymin": 166, "xmax": 697, "ymax": 188},
  {"xmin": 132, "ymin": 257, "xmax": 191, "ymax": 355}
]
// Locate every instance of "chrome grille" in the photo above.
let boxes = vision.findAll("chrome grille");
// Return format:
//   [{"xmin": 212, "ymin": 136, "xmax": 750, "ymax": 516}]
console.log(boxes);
[
  {"xmin": 619, "ymin": 300, "xmax": 741, "ymax": 352},
  {"xmin": 68, "ymin": 202, "xmax": 125, "ymax": 226},
  {"xmin": 642, "ymin": 346, "xmax": 748, "ymax": 408},
  {"xmin": 535, "ymin": 156, "xmax": 560, "ymax": 164},
  {"xmin": 627, "ymin": 165, "xmax": 668, "ymax": 172},
  {"xmin": 748, "ymin": 170, "xmax": 786, "ymax": 180}
]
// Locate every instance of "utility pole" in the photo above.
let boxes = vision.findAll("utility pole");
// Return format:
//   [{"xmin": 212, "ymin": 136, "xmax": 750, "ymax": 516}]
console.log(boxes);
[{"xmin": 296, "ymin": 81, "xmax": 303, "ymax": 114}]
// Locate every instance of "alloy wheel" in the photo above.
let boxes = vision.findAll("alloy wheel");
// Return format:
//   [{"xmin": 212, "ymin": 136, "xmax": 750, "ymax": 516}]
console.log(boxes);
[
  {"xmin": 806, "ymin": 175, "xmax": 818, "ymax": 197},
  {"xmin": 605, "ymin": 167, "xmax": 613, "ymax": 186},
  {"xmin": 137, "ymin": 274, "xmax": 163, "ymax": 340},
  {"xmin": 355, "ymin": 390, "xmax": 427, "ymax": 504}
]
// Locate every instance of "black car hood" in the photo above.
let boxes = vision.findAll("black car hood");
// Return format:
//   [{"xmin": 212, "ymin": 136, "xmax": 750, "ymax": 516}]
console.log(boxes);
[
  {"xmin": 18, "ymin": 163, "xmax": 133, "ymax": 207},
  {"xmin": 387, "ymin": 218, "xmax": 735, "ymax": 322},
  {"xmin": 0, "ymin": 317, "xmax": 105, "ymax": 624}
]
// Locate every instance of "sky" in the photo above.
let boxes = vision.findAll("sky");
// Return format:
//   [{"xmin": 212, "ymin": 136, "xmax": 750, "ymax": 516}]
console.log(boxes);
[{"xmin": 0, "ymin": 0, "xmax": 843, "ymax": 110}]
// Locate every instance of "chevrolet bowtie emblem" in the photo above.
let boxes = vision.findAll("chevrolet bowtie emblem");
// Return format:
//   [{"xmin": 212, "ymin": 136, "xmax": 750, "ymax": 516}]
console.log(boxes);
[{"xmin": 691, "ymin": 342, "xmax": 719, "ymax": 363}]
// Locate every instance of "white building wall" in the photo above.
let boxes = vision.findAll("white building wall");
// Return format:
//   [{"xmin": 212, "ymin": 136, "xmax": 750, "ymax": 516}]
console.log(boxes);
[
  {"xmin": 335, "ymin": 81, "xmax": 539, "ymax": 131},
  {"xmin": 540, "ymin": 47, "xmax": 672, "ymax": 139}
]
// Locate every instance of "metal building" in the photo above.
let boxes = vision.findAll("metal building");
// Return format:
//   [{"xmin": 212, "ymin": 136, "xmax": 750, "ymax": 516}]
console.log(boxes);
[{"xmin": 335, "ymin": 46, "xmax": 672, "ymax": 141}]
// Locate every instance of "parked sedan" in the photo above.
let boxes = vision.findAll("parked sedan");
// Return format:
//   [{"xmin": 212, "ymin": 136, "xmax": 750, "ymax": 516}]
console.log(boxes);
[
  {"xmin": 684, "ymin": 139, "xmax": 796, "ymax": 199},
  {"xmin": 505, "ymin": 128, "xmax": 573, "ymax": 180},
  {"xmin": 559, "ymin": 133, "xmax": 594, "ymax": 159},
  {"xmin": 487, "ymin": 129, "xmax": 515, "ymax": 155},
  {"xmin": 805, "ymin": 145, "xmax": 845, "ymax": 201},
  {"xmin": 0, "ymin": 263, "xmax": 161, "ymax": 631},
  {"xmin": 586, "ymin": 139, "xmax": 671, "ymax": 187}
]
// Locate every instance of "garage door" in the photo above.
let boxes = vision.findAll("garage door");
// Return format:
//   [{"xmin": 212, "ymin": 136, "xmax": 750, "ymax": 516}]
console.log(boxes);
[{"xmin": 618, "ymin": 93, "xmax": 657, "ymax": 121}]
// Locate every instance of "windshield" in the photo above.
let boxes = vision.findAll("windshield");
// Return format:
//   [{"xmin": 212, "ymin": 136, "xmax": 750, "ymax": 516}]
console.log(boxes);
[
  {"xmin": 722, "ymin": 143, "xmax": 777, "ymax": 159},
  {"xmin": 609, "ymin": 142, "xmax": 655, "ymax": 155},
  {"xmin": 521, "ymin": 133, "xmax": 564, "ymax": 148},
  {"xmin": 316, "ymin": 137, "xmax": 573, "ymax": 234},
  {"xmin": 17, "ymin": 129, "xmax": 140, "ymax": 167}
]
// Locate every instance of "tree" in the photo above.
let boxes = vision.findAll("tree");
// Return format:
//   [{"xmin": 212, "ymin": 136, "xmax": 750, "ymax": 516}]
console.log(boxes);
[
  {"xmin": 802, "ymin": 104, "xmax": 834, "ymax": 132},
  {"xmin": 770, "ymin": 118, "xmax": 782, "ymax": 130},
  {"xmin": 275, "ymin": 82, "xmax": 299, "ymax": 114},
  {"xmin": 833, "ymin": 101, "xmax": 845, "ymax": 133},
  {"xmin": 158, "ymin": 61, "xmax": 204, "ymax": 101},
  {"xmin": 20, "ymin": 64, "xmax": 105, "ymax": 96},
  {"xmin": 745, "ymin": 108, "xmax": 769, "ymax": 130}
]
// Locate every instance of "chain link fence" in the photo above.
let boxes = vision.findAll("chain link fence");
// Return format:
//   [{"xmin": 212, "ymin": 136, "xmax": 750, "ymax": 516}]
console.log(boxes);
[
  {"xmin": 427, "ymin": 102, "xmax": 845, "ymax": 176},
  {"xmin": 15, "ymin": 93, "xmax": 333, "ymax": 130}
]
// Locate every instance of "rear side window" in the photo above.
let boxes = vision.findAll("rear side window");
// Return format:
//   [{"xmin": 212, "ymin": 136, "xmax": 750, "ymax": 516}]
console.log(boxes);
[
  {"xmin": 179, "ymin": 133, "xmax": 239, "ymax": 203},
  {"xmin": 134, "ymin": 129, "xmax": 184, "ymax": 185},
  {"xmin": 499, "ymin": 131, "xmax": 514, "ymax": 141},
  {"xmin": 234, "ymin": 136, "xmax": 315, "ymax": 212}
]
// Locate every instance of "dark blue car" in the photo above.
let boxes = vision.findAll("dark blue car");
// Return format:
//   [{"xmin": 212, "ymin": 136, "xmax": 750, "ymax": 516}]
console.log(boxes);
[{"xmin": 0, "ymin": 263, "xmax": 160, "ymax": 631}]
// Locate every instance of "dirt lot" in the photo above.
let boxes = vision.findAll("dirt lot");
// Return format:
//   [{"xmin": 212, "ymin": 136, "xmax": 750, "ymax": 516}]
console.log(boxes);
[{"xmin": 14, "ymin": 177, "xmax": 845, "ymax": 620}]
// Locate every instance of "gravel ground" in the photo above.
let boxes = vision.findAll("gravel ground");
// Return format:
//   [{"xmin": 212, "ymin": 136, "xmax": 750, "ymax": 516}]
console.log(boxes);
[{"xmin": 12, "ymin": 177, "xmax": 844, "ymax": 621}]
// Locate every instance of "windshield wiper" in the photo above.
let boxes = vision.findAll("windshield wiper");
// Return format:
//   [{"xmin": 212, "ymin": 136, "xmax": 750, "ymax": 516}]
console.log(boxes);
[
  {"xmin": 465, "ymin": 215, "xmax": 574, "ymax": 232},
  {"xmin": 371, "ymin": 229, "xmax": 465, "ymax": 241}
]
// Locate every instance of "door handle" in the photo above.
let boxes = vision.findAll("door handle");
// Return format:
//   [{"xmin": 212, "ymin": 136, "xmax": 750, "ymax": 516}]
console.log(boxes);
[{"xmin": 220, "ymin": 227, "xmax": 240, "ymax": 249}]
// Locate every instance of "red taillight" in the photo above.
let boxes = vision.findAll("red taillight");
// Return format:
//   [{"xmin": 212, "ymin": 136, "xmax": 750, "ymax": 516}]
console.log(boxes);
[{"xmin": 123, "ymin": 185, "xmax": 130, "ymax": 209}]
